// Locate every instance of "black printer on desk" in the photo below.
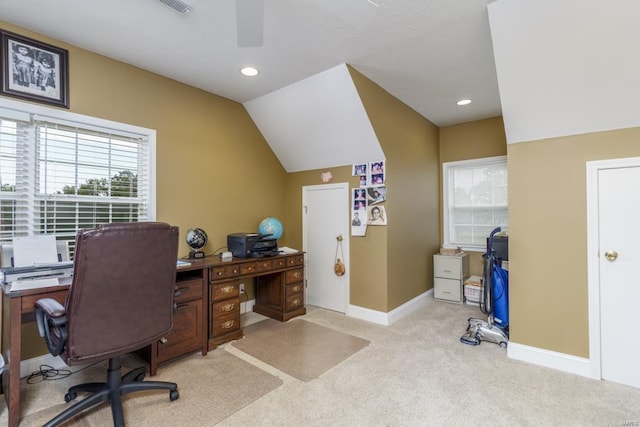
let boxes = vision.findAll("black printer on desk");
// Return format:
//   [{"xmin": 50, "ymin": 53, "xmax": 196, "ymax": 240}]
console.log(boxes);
[{"xmin": 227, "ymin": 232, "xmax": 279, "ymax": 258}]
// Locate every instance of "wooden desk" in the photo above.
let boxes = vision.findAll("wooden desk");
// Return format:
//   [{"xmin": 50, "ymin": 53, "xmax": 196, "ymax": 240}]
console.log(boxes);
[
  {"xmin": 0, "ymin": 252, "xmax": 305, "ymax": 426},
  {"xmin": 1, "ymin": 283, "xmax": 69, "ymax": 427}
]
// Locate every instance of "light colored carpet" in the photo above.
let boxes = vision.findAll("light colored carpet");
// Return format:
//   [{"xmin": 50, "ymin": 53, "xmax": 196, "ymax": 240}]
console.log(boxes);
[
  {"xmin": 231, "ymin": 318, "xmax": 370, "ymax": 382},
  {"xmin": 2, "ymin": 300, "xmax": 640, "ymax": 426},
  {"xmin": 7, "ymin": 350, "xmax": 282, "ymax": 426}
]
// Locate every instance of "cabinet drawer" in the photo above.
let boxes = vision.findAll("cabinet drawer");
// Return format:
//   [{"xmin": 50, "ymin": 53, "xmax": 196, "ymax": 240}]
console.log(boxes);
[
  {"xmin": 212, "ymin": 298, "xmax": 240, "ymax": 317},
  {"xmin": 211, "ymin": 281, "xmax": 239, "ymax": 301},
  {"xmin": 211, "ymin": 265, "xmax": 240, "ymax": 280},
  {"xmin": 285, "ymin": 268, "xmax": 304, "ymax": 284},
  {"xmin": 286, "ymin": 255, "xmax": 304, "ymax": 267},
  {"xmin": 212, "ymin": 316, "xmax": 240, "ymax": 336},
  {"xmin": 157, "ymin": 299, "xmax": 203, "ymax": 362},
  {"xmin": 274, "ymin": 258, "xmax": 286, "ymax": 269},
  {"xmin": 239, "ymin": 262, "xmax": 257, "ymax": 275},
  {"xmin": 256, "ymin": 259, "xmax": 273, "ymax": 272},
  {"xmin": 434, "ymin": 256, "xmax": 463, "ymax": 279},
  {"xmin": 434, "ymin": 277, "xmax": 462, "ymax": 302},
  {"xmin": 285, "ymin": 282, "xmax": 303, "ymax": 297},
  {"xmin": 285, "ymin": 293, "xmax": 304, "ymax": 311},
  {"xmin": 174, "ymin": 278, "xmax": 202, "ymax": 302}
]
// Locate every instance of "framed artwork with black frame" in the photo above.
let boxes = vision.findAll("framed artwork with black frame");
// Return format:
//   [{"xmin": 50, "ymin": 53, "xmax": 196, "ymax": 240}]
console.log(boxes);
[{"xmin": 0, "ymin": 30, "xmax": 69, "ymax": 108}]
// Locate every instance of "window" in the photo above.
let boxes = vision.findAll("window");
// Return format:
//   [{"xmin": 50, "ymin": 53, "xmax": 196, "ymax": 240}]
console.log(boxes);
[
  {"xmin": 0, "ymin": 99, "xmax": 155, "ymax": 251},
  {"xmin": 443, "ymin": 156, "xmax": 508, "ymax": 251}
]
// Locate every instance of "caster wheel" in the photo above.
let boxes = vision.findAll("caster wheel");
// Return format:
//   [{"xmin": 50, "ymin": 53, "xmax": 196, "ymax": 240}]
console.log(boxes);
[
  {"xmin": 499, "ymin": 341, "xmax": 508, "ymax": 348},
  {"xmin": 65, "ymin": 391, "xmax": 77, "ymax": 402},
  {"xmin": 169, "ymin": 390, "xmax": 180, "ymax": 401}
]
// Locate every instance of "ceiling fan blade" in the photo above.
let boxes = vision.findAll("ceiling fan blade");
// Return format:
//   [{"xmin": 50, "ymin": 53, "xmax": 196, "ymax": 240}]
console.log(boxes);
[{"xmin": 236, "ymin": 0, "xmax": 264, "ymax": 47}]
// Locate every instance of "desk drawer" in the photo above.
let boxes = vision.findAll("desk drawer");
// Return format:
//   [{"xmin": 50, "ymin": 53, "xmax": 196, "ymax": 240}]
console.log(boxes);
[
  {"xmin": 212, "ymin": 298, "xmax": 240, "ymax": 317},
  {"xmin": 286, "ymin": 255, "xmax": 304, "ymax": 267},
  {"xmin": 285, "ymin": 282, "xmax": 303, "ymax": 297},
  {"xmin": 211, "ymin": 281, "xmax": 239, "ymax": 302},
  {"xmin": 239, "ymin": 262, "xmax": 257, "ymax": 275},
  {"xmin": 21, "ymin": 290, "xmax": 67, "ymax": 314},
  {"xmin": 285, "ymin": 293, "xmax": 304, "ymax": 311},
  {"xmin": 211, "ymin": 265, "xmax": 240, "ymax": 280},
  {"xmin": 285, "ymin": 268, "xmax": 304, "ymax": 284},
  {"xmin": 174, "ymin": 278, "xmax": 202, "ymax": 302},
  {"xmin": 257, "ymin": 259, "xmax": 273, "ymax": 272},
  {"xmin": 212, "ymin": 316, "xmax": 240, "ymax": 336},
  {"xmin": 274, "ymin": 258, "xmax": 286, "ymax": 269}
]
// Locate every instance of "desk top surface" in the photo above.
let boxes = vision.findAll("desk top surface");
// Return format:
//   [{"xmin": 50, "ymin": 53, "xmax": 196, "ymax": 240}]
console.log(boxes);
[{"xmin": 2, "ymin": 252, "xmax": 304, "ymax": 297}]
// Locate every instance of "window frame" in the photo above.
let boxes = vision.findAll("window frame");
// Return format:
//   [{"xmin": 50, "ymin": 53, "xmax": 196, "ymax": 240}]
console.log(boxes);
[
  {"xmin": 442, "ymin": 155, "xmax": 508, "ymax": 252},
  {"xmin": 0, "ymin": 97, "xmax": 156, "ymax": 244}
]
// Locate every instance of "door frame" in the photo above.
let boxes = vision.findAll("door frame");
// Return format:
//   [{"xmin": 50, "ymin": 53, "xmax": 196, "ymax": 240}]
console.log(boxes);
[
  {"xmin": 302, "ymin": 182, "xmax": 350, "ymax": 312},
  {"xmin": 586, "ymin": 156, "xmax": 640, "ymax": 380}
]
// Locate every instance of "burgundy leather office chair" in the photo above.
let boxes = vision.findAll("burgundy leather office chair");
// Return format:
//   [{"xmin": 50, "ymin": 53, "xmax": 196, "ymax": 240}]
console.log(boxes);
[{"xmin": 34, "ymin": 222, "xmax": 180, "ymax": 427}]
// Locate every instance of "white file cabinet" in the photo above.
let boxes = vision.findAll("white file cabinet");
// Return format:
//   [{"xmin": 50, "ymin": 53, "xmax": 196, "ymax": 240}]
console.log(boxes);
[{"xmin": 433, "ymin": 253, "xmax": 469, "ymax": 303}]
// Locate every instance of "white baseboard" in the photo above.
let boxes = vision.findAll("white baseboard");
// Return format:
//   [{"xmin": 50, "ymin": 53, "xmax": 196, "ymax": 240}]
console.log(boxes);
[
  {"xmin": 240, "ymin": 297, "xmax": 255, "ymax": 315},
  {"xmin": 347, "ymin": 289, "xmax": 433, "ymax": 326},
  {"xmin": 507, "ymin": 341, "xmax": 595, "ymax": 379}
]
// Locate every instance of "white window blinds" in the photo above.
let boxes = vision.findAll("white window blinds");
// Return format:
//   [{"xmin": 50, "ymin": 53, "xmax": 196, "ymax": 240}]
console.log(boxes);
[
  {"xmin": 443, "ymin": 156, "xmax": 508, "ymax": 250},
  {"xmin": 0, "ymin": 102, "xmax": 154, "ymax": 244}
]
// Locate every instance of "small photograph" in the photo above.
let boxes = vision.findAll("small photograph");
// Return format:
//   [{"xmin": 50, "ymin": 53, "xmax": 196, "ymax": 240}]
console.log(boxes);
[
  {"xmin": 354, "ymin": 188, "xmax": 366, "ymax": 200},
  {"xmin": 370, "ymin": 161, "xmax": 384, "ymax": 174},
  {"xmin": 353, "ymin": 163, "xmax": 367, "ymax": 176},
  {"xmin": 369, "ymin": 160, "xmax": 385, "ymax": 185},
  {"xmin": 353, "ymin": 199, "xmax": 366, "ymax": 211},
  {"xmin": 359, "ymin": 175, "xmax": 367, "ymax": 187},
  {"xmin": 367, "ymin": 205, "xmax": 387, "ymax": 226},
  {"xmin": 367, "ymin": 186, "xmax": 386, "ymax": 205},
  {"xmin": 351, "ymin": 211, "xmax": 363, "ymax": 226},
  {"xmin": 371, "ymin": 174, "xmax": 384, "ymax": 185},
  {"xmin": 351, "ymin": 210, "xmax": 367, "ymax": 237}
]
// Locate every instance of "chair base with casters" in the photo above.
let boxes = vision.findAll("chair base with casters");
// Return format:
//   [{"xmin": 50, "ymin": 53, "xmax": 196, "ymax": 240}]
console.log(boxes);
[{"xmin": 44, "ymin": 356, "xmax": 179, "ymax": 427}]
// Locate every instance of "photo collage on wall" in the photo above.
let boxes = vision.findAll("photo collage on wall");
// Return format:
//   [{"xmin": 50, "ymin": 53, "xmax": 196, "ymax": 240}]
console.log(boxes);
[{"xmin": 351, "ymin": 160, "xmax": 387, "ymax": 236}]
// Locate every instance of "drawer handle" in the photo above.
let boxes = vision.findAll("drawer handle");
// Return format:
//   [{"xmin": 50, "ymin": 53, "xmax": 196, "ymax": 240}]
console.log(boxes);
[
  {"xmin": 221, "ymin": 285, "xmax": 234, "ymax": 294},
  {"xmin": 292, "ymin": 298, "xmax": 300, "ymax": 306},
  {"xmin": 221, "ymin": 303, "xmax": 235, "ymax": 312},
  {"xmin": 159, "ymin": 337, "xmax": 168, "ymax": 344},
  {"xmin": 216, "ymin": 271, "xmax": 224, "ymax": 277},
  {"xmin": 222, "ymin": 320, "xmax": 235, "ymax": 329},
  {"xmin": 232, "ymin": 268, "xmax": 239, "ymax": 274},
  {"xmin": 246, "ymin": 266, "xmax": 253, "ymax": 272},
  {"xmin": 261, "ymin": 262, "xmax": 268, "ymax": 268},
  {"xmin": 293, "ymin": 271, "xmax": 300, "ymax": 279},
  {"xmin": 292, "ymin": 285, "xmax": 300, "ymax": 292}
]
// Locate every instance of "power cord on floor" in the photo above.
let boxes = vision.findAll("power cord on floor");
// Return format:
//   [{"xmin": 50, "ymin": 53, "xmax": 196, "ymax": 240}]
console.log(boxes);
[
  {"xmin": 25, "ymin": 361, "xmax": 100, "ymax": 384},
  {"xmin": 25, "ymin": 364, "xmax": 72, "ymax": 384}
]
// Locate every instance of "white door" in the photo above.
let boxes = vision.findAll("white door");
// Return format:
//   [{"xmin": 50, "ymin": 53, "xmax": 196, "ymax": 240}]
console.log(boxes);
[
  {"xmin": 588, "ymin": 159, "xmax": 640, "ymax": 388},
  {"xmin": 302, "ymin": 183, "xmax": 349, "ymax": 313}
]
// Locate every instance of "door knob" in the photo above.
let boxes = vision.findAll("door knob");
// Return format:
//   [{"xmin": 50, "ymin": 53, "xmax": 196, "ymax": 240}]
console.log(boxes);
[{"xmin": 604, "ymin": 250, "xmax": 618, "ymax": 261}]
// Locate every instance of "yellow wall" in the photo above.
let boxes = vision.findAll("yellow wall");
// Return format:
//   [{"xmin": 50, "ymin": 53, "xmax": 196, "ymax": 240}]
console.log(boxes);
[
  {"xmin": 283, "ymin": 69, "xmax": 440, "ymax": 313},
  {"xmin": 1, "ymin": 22, "xmax": 287, "ymax": 359},
  {"xmin": 348, "ymin": 68, "xmax": 440, "ymax": 311},
  {"xmin": 508, "ymin": 126, "xmax": 640, "ymax": 357},
  {"xmin": 439, "ymin": 117, "xmax": 507, "ymax": 275}
]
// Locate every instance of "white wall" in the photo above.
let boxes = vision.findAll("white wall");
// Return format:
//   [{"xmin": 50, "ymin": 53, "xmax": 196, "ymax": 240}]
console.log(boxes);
[
  {"xmin": 488, "ymin": 0, "xmax": 640, "ymax": 144},
  {"xmin": 243, "ymin": 64, "xmax": 384, "ymax": 172}
]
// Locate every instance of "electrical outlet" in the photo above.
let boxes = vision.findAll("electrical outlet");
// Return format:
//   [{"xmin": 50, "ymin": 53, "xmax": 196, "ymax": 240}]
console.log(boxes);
[{"xmin": 239, "ymin": 283, "xmax": 245, "ymax": 293}]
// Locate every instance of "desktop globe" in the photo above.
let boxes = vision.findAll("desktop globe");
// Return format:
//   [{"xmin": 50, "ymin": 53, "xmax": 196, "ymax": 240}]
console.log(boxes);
[
  {"xmin": 258, "ymin": 217, "xmax": 283, "ymax": 240},
  {"xmin": 185, "ymin": 227, "xmax": 207, "ymax": 258}
]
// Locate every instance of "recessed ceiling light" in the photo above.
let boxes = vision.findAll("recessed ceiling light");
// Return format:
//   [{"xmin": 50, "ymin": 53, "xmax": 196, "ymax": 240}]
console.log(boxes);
[
  {"xmin": 457, "ymin": 99, "xmax": 472, "ymax": 106},
  {"xmin": 240, "ymin": 66, "xmax": 259, "ymax": 77}
]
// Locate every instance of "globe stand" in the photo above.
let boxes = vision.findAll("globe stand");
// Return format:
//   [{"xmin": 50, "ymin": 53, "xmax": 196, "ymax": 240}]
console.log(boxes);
[{"xmin": 188, "ymin": 250, "xmax": 205, "ymax": 259}]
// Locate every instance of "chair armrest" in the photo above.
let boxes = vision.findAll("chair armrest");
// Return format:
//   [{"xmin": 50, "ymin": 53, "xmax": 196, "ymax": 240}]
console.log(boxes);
[{"xmin": 34, "ymin": 297, "xmax": 68, "ymax": 356}]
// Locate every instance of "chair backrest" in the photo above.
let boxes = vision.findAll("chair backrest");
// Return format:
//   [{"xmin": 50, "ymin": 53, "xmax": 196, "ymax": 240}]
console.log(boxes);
[
  {"xmin": 0, "ymin": 240, "xmax": 70, "ymax": 267},
  {"xmin": 63, "ymin": 222, "xmax": 179, "ymax": 364}
]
